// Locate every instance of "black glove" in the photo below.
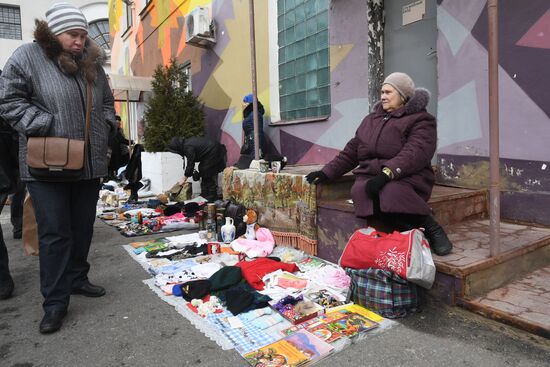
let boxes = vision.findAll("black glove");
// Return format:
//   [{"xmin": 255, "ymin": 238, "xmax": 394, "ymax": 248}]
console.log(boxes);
[
  {"xmin": 192, "ymin": 170, "xmax": 200, "ymax": 181},
  {"xmin": 305, "ymin": 171, "xmax": 328, "ymax": 184},
  {"xmin": 366, "ymin": 172, "xmax": 391, "ymax": 198}
]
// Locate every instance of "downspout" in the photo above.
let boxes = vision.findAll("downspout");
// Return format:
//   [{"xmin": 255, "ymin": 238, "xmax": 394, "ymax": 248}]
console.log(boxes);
[
  {"xmin": 488, "ymin": 0, "xmax": 501, "ymax": 257},
  {"xmin": 248, "ymin": 0, "xmax": 260, "ymax": 160}
]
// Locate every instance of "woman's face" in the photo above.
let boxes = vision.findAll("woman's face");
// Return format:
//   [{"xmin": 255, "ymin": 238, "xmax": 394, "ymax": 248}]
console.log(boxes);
[
  {"xmin": 57, "ymin": 29, "xmax": 88, "ymax": 55},
  {"xmin": 381, "ymin": 84, "xmax": 404, "ymax": 112}
]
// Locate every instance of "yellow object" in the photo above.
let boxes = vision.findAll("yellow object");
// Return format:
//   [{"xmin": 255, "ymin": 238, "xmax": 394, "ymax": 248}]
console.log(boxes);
[{"xmin": 382, "ymin": 167, "xmax": 394, "ymax": 179}]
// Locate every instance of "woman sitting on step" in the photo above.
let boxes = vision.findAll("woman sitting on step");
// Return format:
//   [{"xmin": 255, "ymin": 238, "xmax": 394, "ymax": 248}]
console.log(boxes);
[{"xmin": 306, "ymin": 72, "xmax": 452, "ymax": 256}]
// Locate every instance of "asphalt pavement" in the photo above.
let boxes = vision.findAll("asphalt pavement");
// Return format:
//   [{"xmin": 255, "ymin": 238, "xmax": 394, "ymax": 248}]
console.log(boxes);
[{"xmin": 1, "ymin": 208, "xmax": 549, "ymax": 367}]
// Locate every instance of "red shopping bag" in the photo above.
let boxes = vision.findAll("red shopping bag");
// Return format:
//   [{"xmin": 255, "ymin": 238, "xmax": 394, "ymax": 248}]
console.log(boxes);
[{"xmin": 339, "ymin": 227, "xmax": 435, "ymax": 289}]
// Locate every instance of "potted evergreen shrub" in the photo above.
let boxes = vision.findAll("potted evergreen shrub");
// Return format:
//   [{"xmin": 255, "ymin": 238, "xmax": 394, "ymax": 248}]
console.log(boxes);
[{"xmin": 141, "ymin": 58, "xmax": 206, "ymax": 193}]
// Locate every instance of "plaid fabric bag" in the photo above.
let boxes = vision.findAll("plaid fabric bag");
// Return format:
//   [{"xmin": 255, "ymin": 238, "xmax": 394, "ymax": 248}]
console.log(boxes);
[{"xmin": 345, "ymin": 267, "xmax": 418, "ymax": 319}]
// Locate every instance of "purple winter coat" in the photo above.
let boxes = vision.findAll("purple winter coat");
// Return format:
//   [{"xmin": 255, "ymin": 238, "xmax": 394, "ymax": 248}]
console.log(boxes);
[{"xmin": 322, "ymin": 88, "xmax": 436, "ymax": 217}]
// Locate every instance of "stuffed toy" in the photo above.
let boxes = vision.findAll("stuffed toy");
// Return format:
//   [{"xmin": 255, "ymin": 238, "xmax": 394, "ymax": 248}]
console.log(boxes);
[{"xmin": 243, "ymin": 209, "xmax": 260, "ymax": 240}]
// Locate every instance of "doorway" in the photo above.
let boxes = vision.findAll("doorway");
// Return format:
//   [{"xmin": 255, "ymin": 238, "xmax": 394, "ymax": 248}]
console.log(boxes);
[{"xmin": 384, "ymin": 0, "xmax": 438, "ymax": 116}]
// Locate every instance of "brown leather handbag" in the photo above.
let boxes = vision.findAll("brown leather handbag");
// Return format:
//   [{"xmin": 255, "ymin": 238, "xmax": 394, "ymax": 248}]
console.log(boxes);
[{"xmin": 26, "ymin": 84, "xmax": 92, "ymax": 181}]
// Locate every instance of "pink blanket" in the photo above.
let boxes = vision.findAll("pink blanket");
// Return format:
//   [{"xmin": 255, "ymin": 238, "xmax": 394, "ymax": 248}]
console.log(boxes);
[{"xmin": 231, "ymin": 228, "xmax": 275, "ymax": 258}]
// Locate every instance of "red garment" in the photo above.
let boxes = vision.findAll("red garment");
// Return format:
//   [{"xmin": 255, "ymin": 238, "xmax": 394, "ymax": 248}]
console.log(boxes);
[{"xmin": 236, "ymin": 258, "xmax": 299, "ymax": 290}]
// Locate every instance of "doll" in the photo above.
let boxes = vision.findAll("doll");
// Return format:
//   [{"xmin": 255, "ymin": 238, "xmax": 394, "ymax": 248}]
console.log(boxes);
[{"xmin": 243, "ymin": 209, "xmax": 260, "ymax": 240}]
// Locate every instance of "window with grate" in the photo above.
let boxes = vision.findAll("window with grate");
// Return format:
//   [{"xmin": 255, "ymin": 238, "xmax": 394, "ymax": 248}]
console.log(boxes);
[
  {"xmin": 278, "ymin": 0, "xmax": 330, "ymax": 122},
  {"xmin": 0, "ymin": 5, "xmax": 22, "ymax": 40},
  {"xmin": 123, "ymin": 0, "xmax": 133, "ymax": 33},
  {"xmin": 182, "ymin": 62, "xmax": 192, "ymax": 93},
  {"xmin": 88, "ymin": 19, "xmax": 110, "ymax": 51}
]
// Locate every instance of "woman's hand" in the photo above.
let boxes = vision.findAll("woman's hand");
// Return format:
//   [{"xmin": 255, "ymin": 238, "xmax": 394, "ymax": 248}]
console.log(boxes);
[
  {"xmin": 305, "ymin": 171, "xmax": 328, "ymax": 184},
  {"xmin": 178, "ymin": 176, "xmax": 188, "ymax": 185},
  {"xmin": 366, "ymin": 172, "xmax": 391, "ymax": 198}
]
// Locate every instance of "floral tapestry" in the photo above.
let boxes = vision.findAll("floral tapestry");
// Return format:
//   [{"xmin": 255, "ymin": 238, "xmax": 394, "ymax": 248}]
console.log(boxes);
[{"xmin": 222, "ymin": 167, "xmax": 318, "ymax": 255}]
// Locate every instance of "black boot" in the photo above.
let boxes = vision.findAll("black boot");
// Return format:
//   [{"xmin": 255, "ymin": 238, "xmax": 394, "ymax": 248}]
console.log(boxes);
[
  {"xmin": 0, "ymin": 276, "xmax": 14, "ymax": 300},
  {"xmin": 420, "ymin": 216, "xmax": 453, "ymax": 256}
]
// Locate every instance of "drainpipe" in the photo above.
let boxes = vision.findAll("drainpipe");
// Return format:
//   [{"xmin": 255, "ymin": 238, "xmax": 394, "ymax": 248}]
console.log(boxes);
[
  {"xmin": 488, "ymin": 0, "xmax": 500, "ymax": 257},
  {"xmin": 248, "ymin": 0, "xmax": 260, "ymax": 160}
]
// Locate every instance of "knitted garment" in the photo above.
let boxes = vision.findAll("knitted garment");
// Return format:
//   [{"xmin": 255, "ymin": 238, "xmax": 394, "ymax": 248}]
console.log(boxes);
[
  {"xmin": 236, "ymin": 258, "xmax": 299, "ymax": 290},
  {"xmin": 46, "ymin": 2, "xmax": 88, "ymax": 35}
]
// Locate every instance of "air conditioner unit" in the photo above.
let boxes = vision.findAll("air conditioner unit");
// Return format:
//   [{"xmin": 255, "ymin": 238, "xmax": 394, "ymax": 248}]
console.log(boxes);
[{"xmin": 185, "ymin": 6, "xmax": 216, "ymax": 48}]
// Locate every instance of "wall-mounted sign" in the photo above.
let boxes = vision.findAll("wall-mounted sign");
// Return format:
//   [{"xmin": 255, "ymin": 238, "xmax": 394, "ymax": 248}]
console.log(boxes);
[{"xmin": 402, "ymin": 0, "xmax": 425, "ymax": 26}]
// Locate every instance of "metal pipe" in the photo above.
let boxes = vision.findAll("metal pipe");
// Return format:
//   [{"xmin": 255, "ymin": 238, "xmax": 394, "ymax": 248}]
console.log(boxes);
[
  {"xmin": 488, "ymin": 0, "xmax": 500, "ymax": 257},
  {"xmin": 248, "ymin": 0, "xmax": 260, "ymax": 160}
]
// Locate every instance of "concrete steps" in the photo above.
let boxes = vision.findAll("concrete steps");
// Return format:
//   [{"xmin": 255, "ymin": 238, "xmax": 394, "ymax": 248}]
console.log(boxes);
[
  {"xmin": 315, "ymin": 181, "xmax": 550, "ymax": 337},
  {"xmin": 459, "ymin": 265, "xmax": 550, "ymax": 339}
]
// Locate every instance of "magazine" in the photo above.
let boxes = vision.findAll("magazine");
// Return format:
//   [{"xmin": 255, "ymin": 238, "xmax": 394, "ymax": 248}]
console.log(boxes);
[
  {"xmin": 326, "ymin": 303, "xmax": 384, "ymax": 323},
  {"xmin": 280, "ymin": 307, "xmax": 379, "ymax": 342},
  {"xmin": 243, "ymin": 329, "xmax": 333, "ymax": 367}
]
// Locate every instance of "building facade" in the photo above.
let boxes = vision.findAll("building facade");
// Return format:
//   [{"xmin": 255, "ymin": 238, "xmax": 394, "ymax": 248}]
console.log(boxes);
[
  {"xmin": 109, "ymin": 0, "xmax": 549, "ymax": 225},
  {"xmin": 0, "ymin": 0, "xmax": 110, "ymax": 70}
]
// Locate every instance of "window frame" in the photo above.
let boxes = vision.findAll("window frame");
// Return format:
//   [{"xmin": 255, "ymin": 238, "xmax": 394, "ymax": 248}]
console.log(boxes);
[
  {"xmin": 88, "ymin": 19, "xmax": 111, "ymax": 52},
  {"xmin": 274, "ymin": 0, "xmax": 331, "ymax": 125},
  {"xmin": 181, "ymin": 62, "xmax": 192, "ymax": 93},
  {"xmin": 122, "ymin": 0, "xmax": 133, "ymax": 38},
  {"xmin": 0, "ymin": 4, "xmax": 22, "ymax": 40}
]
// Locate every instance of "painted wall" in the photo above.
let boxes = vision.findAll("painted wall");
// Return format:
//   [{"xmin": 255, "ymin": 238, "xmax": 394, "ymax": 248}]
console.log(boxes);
[
  {"xmin": 109, "ymin": 0, "xmax": 550, "ymax": 224},
  {"xmin": 436, "ymin": 0, "xmax": 550, "ymax": 224},
  {"xmin": 109, "ymin": 0, "xmax": 370, "ymax": 165}
]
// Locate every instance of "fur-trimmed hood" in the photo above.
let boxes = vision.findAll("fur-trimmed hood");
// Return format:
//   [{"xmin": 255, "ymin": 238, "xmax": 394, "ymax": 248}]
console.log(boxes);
[
  {"xmin": 33, "ymin": 19, "xmax": 104, "ymax": 83},
  {"xmin": 374, "ymin": 88, "xmax": 431, "ymax": 117}
]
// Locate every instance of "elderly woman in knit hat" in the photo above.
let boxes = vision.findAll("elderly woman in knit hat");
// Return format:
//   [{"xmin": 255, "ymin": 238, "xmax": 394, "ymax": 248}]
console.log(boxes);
[
  {"xmin": 306, "ymin": 72, "xmax": 452, "ymax": 256},
  {"xmin": 0, "ymin": 2, "xmax": 116, "ymax": 333}
]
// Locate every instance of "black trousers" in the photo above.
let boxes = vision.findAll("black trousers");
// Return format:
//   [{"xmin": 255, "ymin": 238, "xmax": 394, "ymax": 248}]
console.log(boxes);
[
  {"xmin": 10, "ymin": 181, "xmax": 25, "ymax": 236},
  {"xmin": 372, "ymin": 195, "xmax": 428, "ymax": 231},
  {"xmin": 0, "ymin": 193, "xmax": 10, "ymax": 282},
  {"xmin": 201, "ymin": 176, "xmax": 218, "ymax": 202},
  {"xmin": 27, "ymin": 179, "xmax": 100, "ymax": 312}
]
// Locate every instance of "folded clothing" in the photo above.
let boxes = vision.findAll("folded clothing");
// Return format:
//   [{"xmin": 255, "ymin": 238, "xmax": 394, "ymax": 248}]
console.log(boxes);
[
  {"xmin": 219, "ymin": 283, "xmax": 271, "ymax": 316},
  {"xmin": 173, "ymin": 279, "xmax": 211, "ymax": 302},
  {"xmin": 236, "ymin": 258, "xmax": 299, "ymax": 290}
]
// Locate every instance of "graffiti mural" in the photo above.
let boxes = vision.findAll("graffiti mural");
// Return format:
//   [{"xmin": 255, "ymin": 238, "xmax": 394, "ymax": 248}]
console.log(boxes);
[{"xmin": 109, "ymin": 0, "xmax": 550, "ymax": 224}]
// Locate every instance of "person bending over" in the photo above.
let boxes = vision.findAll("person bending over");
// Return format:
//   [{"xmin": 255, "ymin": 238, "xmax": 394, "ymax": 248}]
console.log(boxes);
[{"xmin": 168, "ymin": 137, "xmax": 226, "ymax": 202}]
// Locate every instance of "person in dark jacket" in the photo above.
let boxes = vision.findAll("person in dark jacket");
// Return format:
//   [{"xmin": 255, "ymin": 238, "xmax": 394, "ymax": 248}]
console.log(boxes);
[
  {"xmin": 306, "ymin": 72, "xmax": 452, "ymax": 256},
  {"xmin": 107, "ymin": 115, "xmax": 131, "ymax": 180},
  {"xmin": 241, "ymin": 93, "xmax": 266, "ymax": 157},
  {"xmin": 0, "ymin": 69, "xmax": 24, "ymax": 240},
  {"xmin": 167, "ymin": 137, "xmax": 227, "ymax": 202},
  {"xmin": 0, "ymin": 4, "xmax": 116, "ymax": 333},
  {"xmin": 124, "ymin": 144, "xmax": 143, "ymax": 203},
  {"xmin": 0, "ymin": 116, "xmax": 18, "ymax": 300}
]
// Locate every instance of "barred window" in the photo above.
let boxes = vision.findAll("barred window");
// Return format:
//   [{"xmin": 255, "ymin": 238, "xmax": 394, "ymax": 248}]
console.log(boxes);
[
  {"xmin": 0, "ymin": 5, "xmax": 22, "ymax": 40},
  {"xmin": 123, "ymin": 0, "xmax": 133, "ymax": 32},
  {"xmin": 278, "ymin": 0, "xmax": 330, "ymax": 122},
  {"xmin": 88, "ymin": 19, "xmax": 110, "ymax": 51}
]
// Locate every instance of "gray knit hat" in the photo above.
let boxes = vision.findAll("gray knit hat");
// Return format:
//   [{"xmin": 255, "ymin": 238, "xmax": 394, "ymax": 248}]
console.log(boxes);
[
  {"xmin": 383, "ymin": 72, "xmax": 415, "ymax": 101},
  {"xmin": 46, "ymin": 2, "xmax": 88, "ymax": 36}
]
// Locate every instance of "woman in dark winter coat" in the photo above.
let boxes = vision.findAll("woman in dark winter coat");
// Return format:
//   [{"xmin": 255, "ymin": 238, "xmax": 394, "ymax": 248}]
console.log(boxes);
[
  {"xmin": 167, "ymin": 136, "xmax": 227, "ymax": 202},
  {"xmin": 241, "ymin": 93, "xmax": 266, "ymax": 157},
  {"xmin": 306, "ymin": 72, "xmax": 452, "ymax": 256},
  {"xmin": 0, "ymin": 4, "xmax": 116, "ymax": 333}
]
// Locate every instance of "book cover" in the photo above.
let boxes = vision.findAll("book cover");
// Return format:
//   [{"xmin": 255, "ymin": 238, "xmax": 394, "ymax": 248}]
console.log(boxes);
[
  {"xmin": 244, "ymin": 329, "xmax": 333, "ymax": 367},
  {"xmin": 326, "ymin": 303, "xmax": 384, "ymax": 323},
  {"xmin": 280, "ymin": 309, "xmax": 379, "ymax": 341},
  {"xmin": 322, "ymin": 312, "xmax": 378, "ymax": 337},
  {"xmin": 306, "ymin": 320, "xmax": 345, "ymax": 344}
]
